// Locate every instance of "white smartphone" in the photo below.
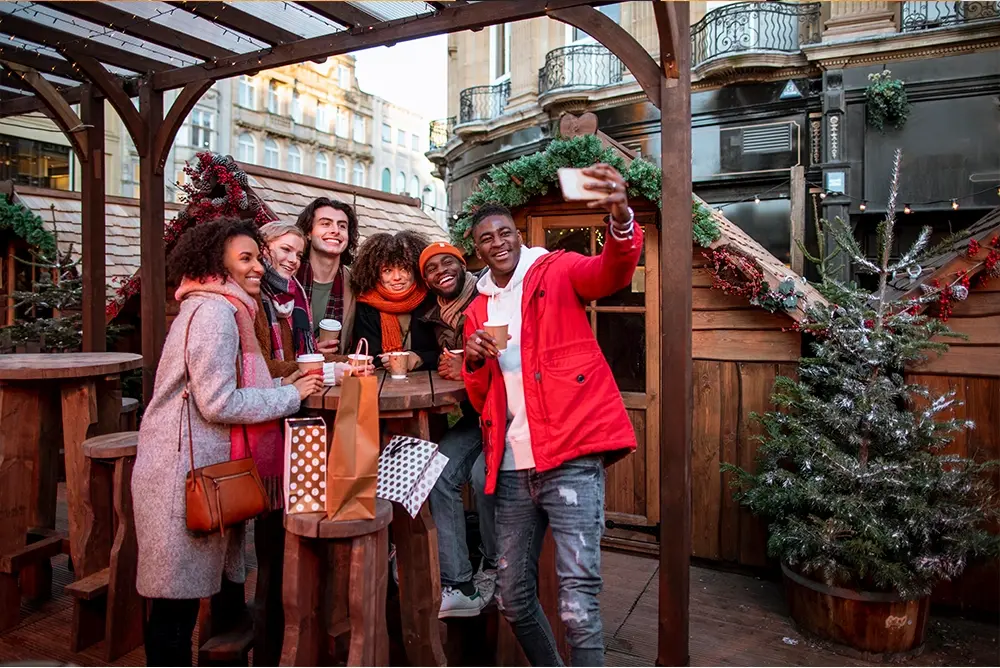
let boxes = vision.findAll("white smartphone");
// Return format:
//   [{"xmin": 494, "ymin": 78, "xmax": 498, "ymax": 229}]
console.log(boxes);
[{"xmin": 557, "ymin": 167, "xmax": 605, "ymax": 201}]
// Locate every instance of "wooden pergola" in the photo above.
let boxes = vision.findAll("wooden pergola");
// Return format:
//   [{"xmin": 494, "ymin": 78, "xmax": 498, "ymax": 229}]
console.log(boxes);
[{"xmin": 0, "ymin": 1, "xmax": 693, "ymax": 664}]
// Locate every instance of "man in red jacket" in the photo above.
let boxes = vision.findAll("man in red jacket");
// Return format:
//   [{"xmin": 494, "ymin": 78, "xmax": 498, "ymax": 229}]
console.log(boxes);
[{"xmin": 462, "ymin": 163, "xmax": 642, "ymax": 667}]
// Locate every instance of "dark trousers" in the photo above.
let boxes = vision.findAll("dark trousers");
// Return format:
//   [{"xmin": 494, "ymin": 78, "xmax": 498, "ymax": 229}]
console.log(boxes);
[{"xmin": 144, "ymin": 578, "xmax": 244, "ymax": 667}]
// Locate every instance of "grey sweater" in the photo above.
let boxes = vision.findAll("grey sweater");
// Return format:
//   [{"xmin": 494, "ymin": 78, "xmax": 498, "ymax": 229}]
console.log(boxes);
[{"xmin": 132, "ymin": 293, "xmax": 300, "ymax": 599}]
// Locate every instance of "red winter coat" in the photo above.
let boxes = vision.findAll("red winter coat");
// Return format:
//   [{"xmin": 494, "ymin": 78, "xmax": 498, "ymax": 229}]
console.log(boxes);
[{"xmin": 462, "ymin": 224, "xmax": 644, "ymax": 493}]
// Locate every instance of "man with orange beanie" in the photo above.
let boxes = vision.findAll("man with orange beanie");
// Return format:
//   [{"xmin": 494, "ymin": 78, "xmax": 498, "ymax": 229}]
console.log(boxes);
[{"xmin": 417, "ymin": 241, "xmax": 497, "ymax": 618}]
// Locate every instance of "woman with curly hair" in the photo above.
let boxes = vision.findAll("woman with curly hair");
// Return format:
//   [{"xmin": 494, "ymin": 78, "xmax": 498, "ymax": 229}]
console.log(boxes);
[
  {"xmin": 352, "ymin": 230, "xmax": 438, "ymax": 370},
  {"xmin": 132, "ymin": 217, "xmax": 323, "ymax": 666}
]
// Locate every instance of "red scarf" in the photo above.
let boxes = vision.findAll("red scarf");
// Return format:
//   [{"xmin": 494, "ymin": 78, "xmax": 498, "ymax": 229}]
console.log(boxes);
[{"xmin": 357, "ymin": 283, "xmax": 427, "ymax": 352}]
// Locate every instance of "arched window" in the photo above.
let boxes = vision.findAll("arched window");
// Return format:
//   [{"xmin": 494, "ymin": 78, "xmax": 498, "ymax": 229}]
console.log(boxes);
[
  {"xmin": 396, "ymin": 171, "xmax": 406, "ymax": 195},
  {"xmin": 238, "ymin": 76, "xmax": 256, "ymax": 109},
  {"xmin": 353, "ymin": 162, "xmax": 365, "ymax": 186},
  {"xmin": 287, "ymin": 145, "xmax": 302, "ymax": 173},
  {"xmin": 381, "ymin": 168, "xmax": 391, "ymax": 192},
  {"xmin": 315, "ymin": 152, "xmax": 329, "ymax": 179},
  {"xmin": 410, "ymin": 176, "xmax": 420, "ymax": 198},
  {"xmin": 237, "ymin": 133, "xmax": 256, "ymax": 163},
  {"xmin": 335, "ymin": 157, "xmax": 347, "ymax": 182},
  {"xmin": 264, "ymin": 138, "xmax": 279, "ymax": 168}
]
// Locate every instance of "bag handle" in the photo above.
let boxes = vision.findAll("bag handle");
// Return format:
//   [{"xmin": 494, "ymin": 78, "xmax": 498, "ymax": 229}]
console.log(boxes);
[{"xmin": 349, "ymin": 338, "xmax": 369, "ymax": 373}]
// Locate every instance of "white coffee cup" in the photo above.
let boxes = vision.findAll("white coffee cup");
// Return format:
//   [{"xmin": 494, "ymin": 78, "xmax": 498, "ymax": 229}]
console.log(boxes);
[
  {"xmin": 318, "ymin": 319, "xmax": 342, "ymax": 343},
  {"xmin": 296, "ymin": 353, "xmax": 325, "ymax": 377}
]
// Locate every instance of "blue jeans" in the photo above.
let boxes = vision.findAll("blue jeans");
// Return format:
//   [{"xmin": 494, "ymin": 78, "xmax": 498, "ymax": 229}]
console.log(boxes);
[
  {"xmin": 429, "ymin": 416, "xmax": 497, "ymax": 586},
  {"xmin": 495, "ymin": 457, "xmax": 605, "ymax": 667}
]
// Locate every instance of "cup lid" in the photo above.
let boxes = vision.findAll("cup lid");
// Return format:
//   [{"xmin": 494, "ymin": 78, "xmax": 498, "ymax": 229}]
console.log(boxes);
[
  {"xmin": 483, "ymin": 321, "xmax": 507, "ymax": 327},
  {"xmin": 347, "ymin": 353, "xmax": 373, "ymax": 359},
  {"xmin": 388, "ymin": 351, "xmax": 409, "ymax": 356},
  {"xmin": 318, "ymin": 319, "xmax": 342, "ymax": 330},
  {"xmin": 296, "ymin": 353, "xmax": 325, "ymax": 363}
]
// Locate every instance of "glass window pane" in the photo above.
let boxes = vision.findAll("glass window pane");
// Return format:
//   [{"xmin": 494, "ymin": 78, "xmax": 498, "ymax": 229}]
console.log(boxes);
[
  {"xmin": 597, "ymin": 313, "xmax": 645, "ymax": 393},
  {"xmin": 544, "ymin": 227, "xmax": 590, "ymax": 255},
  {"xmin": 596, "ymin": 227, "xmax": 646, "ymax": 306}
]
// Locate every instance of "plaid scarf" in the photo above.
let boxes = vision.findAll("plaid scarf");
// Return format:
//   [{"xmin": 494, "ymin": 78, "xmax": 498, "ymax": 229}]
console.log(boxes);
[
  {"xmin": 298, "ymin": 261, "xmax": 344, "ymax": 323},
  {"xmin": 261, "ymin": 264, "xmax": 316, "ymax": 360}
]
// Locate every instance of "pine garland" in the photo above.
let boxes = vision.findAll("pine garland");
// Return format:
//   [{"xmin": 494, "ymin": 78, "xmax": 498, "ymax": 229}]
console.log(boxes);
[
  {"xmin": 449, "ymin": 135, "xmax": 720, "ymax": 252},
  {"xmin": 0, "ymin": 194, "xmax": 57, "ymax": 258}
]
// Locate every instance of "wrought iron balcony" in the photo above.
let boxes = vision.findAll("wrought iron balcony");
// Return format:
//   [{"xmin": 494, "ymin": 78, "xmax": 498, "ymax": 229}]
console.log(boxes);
[
  {"xmin": 458, "ymin": 80, "xmax": 511, "ymax": 124},
  {"xmin": 901, "ymin": 1, "xmax": 1000, "ymax": 31},
  {"xmin": 538, "ymin": 44, "xmax": 625, "ymax": 94},
  {"xmin": 691, "ymin": 1, "xmax": 821, "ymax": 69},
  {"xmin": 429, "ymin": 117, "xmax": 455, "ymax": 150}
]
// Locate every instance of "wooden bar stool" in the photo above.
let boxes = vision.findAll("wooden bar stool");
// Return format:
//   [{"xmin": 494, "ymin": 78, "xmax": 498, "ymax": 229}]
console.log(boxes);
[
  {"xmin": 64, "ymin": 431, "xmax": 143, "ymax": 662},
  {"xmin": 119, "ymin": 397, "xmax": 139, "ymax": 431},
  {"xmin": 281, "ymin": 499, "xmax": 392, "ymax": 667}
]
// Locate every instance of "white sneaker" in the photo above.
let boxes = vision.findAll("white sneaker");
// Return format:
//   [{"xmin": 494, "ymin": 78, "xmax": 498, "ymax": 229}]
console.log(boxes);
[
  {"xmin": 473, "ymin": 562, "xmax": 498, "ymax": 606},
  {"xmin": 439, "ymin": 586, "xmax": 485, "ymax": 619}
]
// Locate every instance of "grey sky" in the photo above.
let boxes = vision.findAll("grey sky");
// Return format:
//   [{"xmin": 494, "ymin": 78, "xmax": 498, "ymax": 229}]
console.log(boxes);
[{"xmin": 353, "ymin": 35, "xmax": 448, "ymax": 122}]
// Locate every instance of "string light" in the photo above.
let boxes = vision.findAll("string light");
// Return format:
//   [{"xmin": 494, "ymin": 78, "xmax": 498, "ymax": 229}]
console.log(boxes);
[
  {"xmin": 952, "ymin": 199, "xmax": 959, "ymax": 210},
  {"xmin": 903, "ymin": 203, "xmax": 912, "ymax": 214},
  {"xmin": 819, "ymin": 191, "xmax": 827, "ymax": 199},
  {"xmin": 753, "ymin": 195, "xmax": 760, "ymax": 205},
  {"xmin": 859, "ymin": 200, "xmax": 867, "ymax": 212}
]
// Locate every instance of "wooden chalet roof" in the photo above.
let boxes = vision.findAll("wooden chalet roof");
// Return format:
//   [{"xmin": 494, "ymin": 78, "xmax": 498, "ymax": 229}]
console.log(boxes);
[{"xmin": 887, "ymin": 206, "xmax": 1000, "ymax": 302}]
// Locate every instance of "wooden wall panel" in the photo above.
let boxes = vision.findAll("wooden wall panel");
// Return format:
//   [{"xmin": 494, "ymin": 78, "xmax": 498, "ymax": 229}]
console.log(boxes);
[
  {"xmin": 718, "ymin": 362, "xmax": 741, "ymax": 563},
  {"xmin": 910, "ymin": 345, "xmax": 1000, "ymax": 378},
  {"xmin": 691, "ymin": 361, "xmax": 722, "ymax": 560},
  {"xmin": 736, "ymin": 363, "xmax": 775, "ymax": 568},
  {"xmin": 693, "ymin": 330, "xmax": 800, "ymax": 363}
]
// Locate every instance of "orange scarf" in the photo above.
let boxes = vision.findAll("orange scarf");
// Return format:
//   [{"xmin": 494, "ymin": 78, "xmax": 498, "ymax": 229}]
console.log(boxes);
[{"xmin": 358, "ymin": 283, "xmax": 427, "ymax": 352}]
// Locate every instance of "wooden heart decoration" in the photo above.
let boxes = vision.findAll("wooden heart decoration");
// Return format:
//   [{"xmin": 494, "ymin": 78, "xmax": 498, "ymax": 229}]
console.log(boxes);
[{"xmin": 559, "ymin": 112, "xmax": 599, "ymax": 138}]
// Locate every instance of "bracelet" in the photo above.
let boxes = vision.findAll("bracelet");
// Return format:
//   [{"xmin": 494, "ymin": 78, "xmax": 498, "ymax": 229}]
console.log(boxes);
[{"xmin": 608, "ymin": 207, "xmax": 635, "ymax": 241}]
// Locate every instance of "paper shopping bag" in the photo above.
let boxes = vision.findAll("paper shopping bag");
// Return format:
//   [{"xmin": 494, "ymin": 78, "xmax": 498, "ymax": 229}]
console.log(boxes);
[
  {"xmin": 325, "ymin": 352, "xmax": 380, "ymax": 521},
  {"xmin": 376, "ymin": 435, "xmax": 450, "ymax": 518},
  {"xmin": 284, "ymin": 417, "xmax": 327, "ymax": 515}
]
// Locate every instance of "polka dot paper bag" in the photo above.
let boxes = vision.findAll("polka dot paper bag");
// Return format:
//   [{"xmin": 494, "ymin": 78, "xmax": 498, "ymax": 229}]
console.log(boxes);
[
  {"xmin": 283, "ymin": 417, "xmax": 328, "ymax": 515},
  {"xmin": 376, "ymin": 435, "xmax": 450, "ymax": 518}
]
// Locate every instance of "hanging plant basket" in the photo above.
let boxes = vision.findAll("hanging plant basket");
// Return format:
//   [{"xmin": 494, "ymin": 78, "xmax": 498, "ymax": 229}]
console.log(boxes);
[{"xmin": 865, "ymin": 70, "xmax": 909, "ymax": 133}]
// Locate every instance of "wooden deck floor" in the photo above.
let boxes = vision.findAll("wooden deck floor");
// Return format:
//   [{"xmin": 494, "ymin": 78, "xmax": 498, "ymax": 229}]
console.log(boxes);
[{"xmin": 2, "ymin": 495, "xmax": 997, "ymax": 666}]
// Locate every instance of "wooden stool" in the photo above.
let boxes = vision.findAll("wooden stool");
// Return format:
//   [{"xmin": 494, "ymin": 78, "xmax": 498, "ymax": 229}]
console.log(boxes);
[
  {"xmin": 119, "ymin": 397, "xmax": 139, "ymax": 431},
  {"xmin": 281, "ymin": 499, "xmax": 392, "ymax": 667},
  {"xmin": 64, "ymin": 432, "xmax": 143, "ymax": 661}
]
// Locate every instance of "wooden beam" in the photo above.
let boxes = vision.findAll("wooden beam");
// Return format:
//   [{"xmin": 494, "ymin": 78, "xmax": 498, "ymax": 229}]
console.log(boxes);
[
  {"xmin": 547, "ymin": 5, "xmax": 663, "ymax": 108},
  {"xmin": 80, "ymin": 85, "xmax": 106, "ymax": 353},
  {"xmin": 0, "ymin": 45, "xmax": 82, "ymax": 81},
  {"xmin": 0, "ymin": 61, "xmax": 87, "ymax": 158},
  {"xmin": 167, "ymin": 1, "xmax": 302, "ymax": 46},
  {"xmin": 154, "ymin": 79, "xmax": 214, "ymax": 175},
  {"xmin": 64, "ymin": 52, "xmax": 148, "ymax": 157},
  {"xmin": 790, "ymin": 165, "xmax": 806, "ymax": 276},
  {"xmin": 297, "ymin": 1, "xmax": 382, "ymax": 28},
  {"xmin": 0, "ymin": 12, "xmax": 171, "ymax": 74},
  {"xmin": 655, "ymin": 2, "xmax": 692, "ymax": 667},
  {"xmin": 37, "ymin": 1, "xmax": 235, "ymax": 62},
  {"xmin": 652, "ymin": 0, "xmax": 682, "ymax": 79},
  {"xmin": 152, "ymin": 0, "xmax": 615, "ymax": 90},
  {"xmin": 139, "ymin": 82, "xmax": 166, "ymax": 403}
]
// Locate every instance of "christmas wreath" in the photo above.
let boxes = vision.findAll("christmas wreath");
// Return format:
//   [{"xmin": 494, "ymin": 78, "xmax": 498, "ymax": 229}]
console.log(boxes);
[{"xmin": 0, "ymin": 194, "xmax": 57, "ymax": 258}]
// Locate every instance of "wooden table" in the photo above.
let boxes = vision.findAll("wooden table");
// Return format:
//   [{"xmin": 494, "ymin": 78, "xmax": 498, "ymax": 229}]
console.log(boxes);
[
  {"xmin": 0, "ymin": 353, "xmax": 142, "ymax": 628},
  {"xmin": 302, "ymin": 370, "xmax": 466, "ymax": 667}
]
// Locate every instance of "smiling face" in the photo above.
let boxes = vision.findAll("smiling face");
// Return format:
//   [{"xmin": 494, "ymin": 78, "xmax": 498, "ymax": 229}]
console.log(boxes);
[
  {"xmin": 423, "ymin": 253, "xmax": 466, "ymax": 300},
  {"xmin": 473, "ymin": 214, "xmax": 521, "ymax": 287},
  {"xmin": 265, "ymin": 232, "xmax": 306, "ymax": 279},
  {"xmin": 309, "ymin": 205, "xmax": 350, "ymax": 257},
  {"xmin": 380, "ymin": 264, "xmax": 414, "ymax": 294},
  {"xmin": 222, "ymin": 234, "xmax": 265, "ymax": 296}
]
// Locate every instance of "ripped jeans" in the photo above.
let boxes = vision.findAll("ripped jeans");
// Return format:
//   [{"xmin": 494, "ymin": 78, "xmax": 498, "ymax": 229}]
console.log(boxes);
[{"xmin": 494, "ymin": 456, "xmax": 605, "ymax": 667}]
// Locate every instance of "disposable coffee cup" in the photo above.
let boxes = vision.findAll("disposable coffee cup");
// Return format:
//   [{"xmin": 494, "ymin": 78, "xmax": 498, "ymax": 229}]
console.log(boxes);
[
  {"xmin": 296, "ymin": 353, "xmax": 325, "ymax": 377},
  {"xmin": 449, "ymin": 348, "xmax": 465, "ymax": 356},
  {"xmin": 318, "ymin": 319, "xmax": 342, "ymax": 343},
  {"xmin": 347, "ymin": 353, "xmax": 374, "ymax": 376},
  {"xmin": 483, "ymin": 321, "xmax": 508, "ymax": 351},
  {"xmin": 387, "ymin": 352, "xmax": 409, "ymax": 380}
]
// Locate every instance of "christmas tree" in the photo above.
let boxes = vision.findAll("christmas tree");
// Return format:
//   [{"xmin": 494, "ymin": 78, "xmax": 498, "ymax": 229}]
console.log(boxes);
[{"xmin": 723, "ymin": 150, "xmax": 999, "ymax": 598}]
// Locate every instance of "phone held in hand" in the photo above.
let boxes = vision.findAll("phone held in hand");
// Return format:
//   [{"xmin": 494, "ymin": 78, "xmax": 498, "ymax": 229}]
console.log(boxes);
[{"xmin": 557, "ymin": 167, "xmax": 605, "ymax": 201}]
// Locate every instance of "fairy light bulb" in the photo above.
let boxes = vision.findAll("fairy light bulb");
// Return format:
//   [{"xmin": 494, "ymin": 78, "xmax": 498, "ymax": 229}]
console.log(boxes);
[
  {"xmin": 754, "ymin": 195, "xmax": 760, "ymax": 205},
  {"xmin": 859, "ymin": 200, "xmax": 867, "ymax": 212},
  {"xmin": 819, "ymin": 191, "xmax": 827, "ymax": 199},
  {"xmin": 952, "ymin": 199, "xmax": 959, "ymax": 210},
  {"xmin": 903, "ymin": 203, "xmax": 912, "ymax": 214}
]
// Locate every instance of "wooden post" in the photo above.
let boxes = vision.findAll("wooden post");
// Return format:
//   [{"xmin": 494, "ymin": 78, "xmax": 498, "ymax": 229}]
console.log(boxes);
[
  {"xmin": 789, "ymin": 165, "xmax": 806, "ymax": 275},
  {"xmin": 139, "ymin": 82, "xmax": 165, "ymax": 403},
  {"xmin": 80, "ymin": 85, "xmax": 106, "ymax": 352},
  {"xmin": 656, "ymin": 2, "xmax": 692, "ymax": 666}
]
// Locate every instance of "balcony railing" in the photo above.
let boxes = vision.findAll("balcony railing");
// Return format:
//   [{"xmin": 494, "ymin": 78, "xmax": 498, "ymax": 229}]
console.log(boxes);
[
  {"xmin": 901, "ymin": 1, "xmax": 1000, "ymax": 31},
  {"xmin": 538, "ymin": 44, "xmax": 625, "ymax": 95},
  {"xmin": 429, "ymin": 117, "xmax": 455, "ymax": 150},
  {"xmin": 458, "ymin": 80, "xmax": 511, "ymax": 124},
  {"xmin": 691, "ymin": 1, "xmax": 821, "ymax": 69}
]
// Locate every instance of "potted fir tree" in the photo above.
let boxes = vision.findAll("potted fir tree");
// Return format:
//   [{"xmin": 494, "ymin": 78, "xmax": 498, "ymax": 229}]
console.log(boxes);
[{"xmin": 723, "ymin": 151, "xmax": 999, "ymax": 655}]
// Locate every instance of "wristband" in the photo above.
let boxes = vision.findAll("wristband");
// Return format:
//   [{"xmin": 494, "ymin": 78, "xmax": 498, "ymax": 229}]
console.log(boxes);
[{"xmin": 608, "ymin": 207, "xmax": 635, "ymax": 241}]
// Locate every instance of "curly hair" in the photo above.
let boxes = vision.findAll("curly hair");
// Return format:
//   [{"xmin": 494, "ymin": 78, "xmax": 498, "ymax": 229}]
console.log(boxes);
[
  {"xmin": 351, "ymin": 230, "xmax": 430, "ymax": 294},
  {"xmin": 295, "ymin": 197, "xmax": 359, "ymax": 265},
  {"xmin": 167, "ymin": 217, "xmax": 262, "ymax": 285}
]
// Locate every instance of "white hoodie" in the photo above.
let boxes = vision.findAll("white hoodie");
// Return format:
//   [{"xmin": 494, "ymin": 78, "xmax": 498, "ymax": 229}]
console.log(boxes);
[{"xmin": 476, "ymin": 246, "xmax": 549, "ymax": 471}]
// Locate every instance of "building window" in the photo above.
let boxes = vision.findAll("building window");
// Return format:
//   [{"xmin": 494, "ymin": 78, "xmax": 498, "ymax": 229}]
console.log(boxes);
[
  {"xmin": 267, "ymin": 80, "xmax": 280, "ymax": 114},
  {"xmin": 410, "ymin": 176, "xmax": 419, "ymax": 197},
  {"xmin": 316, "ymin": 103, "xmax": 330, "ymax": 132},
  {"xmin": 122, "ymin": 155, "xmax": 140, "ymax": 199},
  {"xmin": 397, "ymin": 129, "xmax": 406, "ymax": 146},
  {"xmin": 353, "ymin": 116, "xmax": 365, "ymax": 143},
  {"xmin": 238, "ymin": 76, "xmax": 256, "ymax": 109},
  {"xmin": 411, "ymin": 133, "xmax": 420, "ymax": 152},
  {"xmin": 382, "ymin": 123, "xmax": 391, "ymax": 143},
  {"xmin": 353, "ymin": 161, "xmax": 365, "ymax": 186},
  {"xmin": 291, "ymin": 91, "xmax": 303, "ymax": 123},
  {"xmin": 189, "ymin": 109, "xmax": 213, "ymax": 150},
  {"xmin": 315, "ymin": 152, "xmax": 329, "ymax": 179},
  {"xmin": 336, "ymin": 109, "xmax": 349, "ymax": 138},
  {"xmin": 237, "ymin": 133, "xmax": 256, "ymax": 163},
  {"xmin": 490, "ymin": 23, "xmax": 511, "ymax": 81},
  {"xmin": 338, "ymin": 64, "xmax": 350, "ymax": 89},
  {"xmin": 422, "ymin": 185, "xmax": 436, "ymax": 209},
  {"xmin": 381, "ymin": 168, "xmax": 391, "ymax": 192},
  {"xmin": 288, "ymin": 145, "xmax": 302, "ymax": 173},
  {"xmin": 396, "ymin": 171, "xmax": 406, "ymax": 194},
  {"xmin": 571, "ymin": 4, "xmax": 620, "ymax": 41},
  {"xmin": 264, "ymin": 138, "xmax": 279, "ymax": 168},
  {"xmin": 333, "ymin": 157, "xmax": 346, "ymax": 182}
]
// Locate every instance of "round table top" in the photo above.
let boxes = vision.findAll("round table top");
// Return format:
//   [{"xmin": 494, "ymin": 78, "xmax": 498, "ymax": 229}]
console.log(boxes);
[
  {"xmin": 285, "ymin": 498, "xmax": 393, "ymax": 538},
  {"xmin": 0, "ymin": 353, "xmax": 143, "ymax": 381},
  {"xmin": 302, "ymin": 369, "xmax": 467, "ymax": 412}
]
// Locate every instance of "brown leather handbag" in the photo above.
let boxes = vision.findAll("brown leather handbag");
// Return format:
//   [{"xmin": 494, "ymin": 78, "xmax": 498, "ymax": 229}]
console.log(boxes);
[{"xmin": 179, "ymin": 304, "xmax": 268, "ymax": 535}]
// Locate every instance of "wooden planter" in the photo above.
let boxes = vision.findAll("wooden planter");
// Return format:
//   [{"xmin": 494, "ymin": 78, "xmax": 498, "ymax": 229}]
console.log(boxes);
[{"xmin": 782, "ymin": 564, "xmax": 931, "ymax": 656}]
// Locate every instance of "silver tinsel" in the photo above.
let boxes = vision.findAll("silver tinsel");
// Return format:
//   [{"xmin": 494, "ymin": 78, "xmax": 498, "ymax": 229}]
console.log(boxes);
[{"xmin": 906, "ymin": 264, "xmax": 922, "ymax": 279}]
